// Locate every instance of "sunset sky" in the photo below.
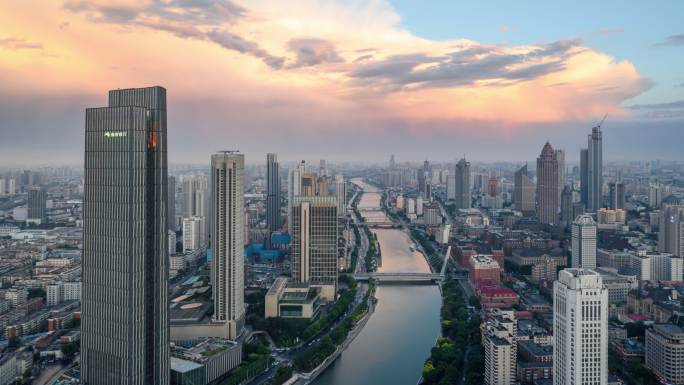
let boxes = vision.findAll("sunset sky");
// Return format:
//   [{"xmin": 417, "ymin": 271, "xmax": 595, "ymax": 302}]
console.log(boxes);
[{"xmin": 1, "ymin": 0, "xmax": 683, "ymax": 164}]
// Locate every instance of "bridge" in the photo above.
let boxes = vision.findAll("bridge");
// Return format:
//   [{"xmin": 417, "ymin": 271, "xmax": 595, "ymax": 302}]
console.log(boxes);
[
  {"xmin": 354, "ymin": 272, "xmax": 467, "ymax": 283},
  {"xmin": 353, "ymin": 246, "xmax": 467, "ymax": 284}
]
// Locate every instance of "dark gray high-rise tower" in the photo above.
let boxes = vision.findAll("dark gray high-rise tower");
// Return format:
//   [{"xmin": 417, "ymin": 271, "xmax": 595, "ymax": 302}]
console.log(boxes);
[
  {"xmin": 82, "ymin": 86, "xmax": 169, "ymax": 385},
  {"xmin": 537, "ymin": 142, "xmax": 559, "ymax": 225},
  {"xmin": 580, "ymin": 148, "xmax": 589, "ymax": 206},
  {"xmin": 266, "ymin": 153, "xmax": 281, "ymax": 236},
  {"xmin": 587, "ymin": 125, "xmax": 603, "ymax": 211},
  {"xmin": 454, "ymin": 157, "xmax": 471, "ymax": 210},
  {"xmin": 27, "ymin": 186, "xmax": 47, "ymax": 223},
  {"xmin": 168, "ymin": 176, "xmax": 176, "ymax": 231}
]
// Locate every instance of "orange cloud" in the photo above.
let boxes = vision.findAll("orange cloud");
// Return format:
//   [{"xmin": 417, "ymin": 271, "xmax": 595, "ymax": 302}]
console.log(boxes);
[{"xmin": 0, "ymin": 0, "xmax": 651, "ymax": 134}]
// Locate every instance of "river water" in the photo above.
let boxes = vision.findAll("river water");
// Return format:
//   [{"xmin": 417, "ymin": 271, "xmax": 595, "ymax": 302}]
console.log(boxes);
[{"xmin": 313, "ymin": 183, "xmax": 441, "ymax": 385}]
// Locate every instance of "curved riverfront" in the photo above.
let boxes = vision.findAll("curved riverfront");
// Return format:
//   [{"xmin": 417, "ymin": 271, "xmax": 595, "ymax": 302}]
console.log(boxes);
[{"xmin": 313, "ymin": 182, "xmax": 441, "ymax": 385}]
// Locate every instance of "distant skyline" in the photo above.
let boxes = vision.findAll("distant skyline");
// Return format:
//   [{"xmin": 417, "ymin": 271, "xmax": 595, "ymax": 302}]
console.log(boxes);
[{"xmin": 1, "ymin": 1, "xmax": 683, "ymax": 163}]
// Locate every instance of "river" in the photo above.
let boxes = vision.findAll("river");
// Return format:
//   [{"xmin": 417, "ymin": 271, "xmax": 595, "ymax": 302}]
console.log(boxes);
[{"xmin": 313, "ymin": 182, "xmax": 441, "ymax": 385}]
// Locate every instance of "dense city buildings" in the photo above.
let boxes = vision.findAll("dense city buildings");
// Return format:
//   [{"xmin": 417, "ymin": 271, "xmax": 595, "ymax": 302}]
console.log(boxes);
[
  {"xmin": 82, "ymin": 86, "xmax": 170, "ymax": 385},
  {"xmin": 290, "ymin": 196, "xmax": 338, "ymax": 301},
  {"xmin": 553, "ymin": 269, "xmax": 608, "ymax": 385},
  {"xmin": 210, "ymin": 152, "xmax": 246, "ymax": 339},
  {"xmin": 536, "ymin": 142, "xmax": 560, "ymax": 226}
]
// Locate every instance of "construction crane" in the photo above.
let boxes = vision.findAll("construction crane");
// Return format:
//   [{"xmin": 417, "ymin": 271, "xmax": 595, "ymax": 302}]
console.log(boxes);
[{"xmin": 594, "ymin": 114, "xmax": 607, "ymax": 130}]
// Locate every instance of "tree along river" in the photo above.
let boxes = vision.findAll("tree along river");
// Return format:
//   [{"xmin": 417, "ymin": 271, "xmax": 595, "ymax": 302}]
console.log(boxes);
[{"xmin": 314, "ymin": 183, "xmax": 441, "ymax": 385}]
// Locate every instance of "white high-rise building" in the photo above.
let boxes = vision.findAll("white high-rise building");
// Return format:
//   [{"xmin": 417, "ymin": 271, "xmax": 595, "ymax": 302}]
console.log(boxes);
[
  {"xmin": 7, "ymin": 179, "xmax": 16, "ymax": 195},
  {"xmin": 288, "ymin": 161, "xmax": 306, "ymax": 234},
  {"xmin": 210, "ymin": 152, "xmax": 245, "ymax": 339},
  {"xmin": 182, "ymin": 216, "xmax": 203, "ymax": 251},
  {"xmin": 630, "ymin": 252, "xmax": 683, "ymax": 282},
  {"xmin": 483, "ymin": 309, "xmax": 517, "ymax": 385},
  {"xmin": 168, "ymin": 230, "xmax": 177, "ymax": 255},
  {"xmin": 47, "ymin": 281, "xmax": 82, "ymax": 306},
  {"xmin": 334, "ymin": 175, "xmax": 346, "ymax": 217},
  {"xmin": 446, "ymin": 174, "xmax": 456, "ymax": 200},
  {"xmin": 572, "ymin": 214, "xmax": 597, "ymax": 269},
  {"xmin": 0, "ymin": 179, "xmax": 5, "ymax": 196},
  {"xmin": 553, "ymin": 269, "xmax": 608, "ymax": 385},
  {"xmin": 416, "ymin": 196, "xmax": 424, "ymax": 216}
]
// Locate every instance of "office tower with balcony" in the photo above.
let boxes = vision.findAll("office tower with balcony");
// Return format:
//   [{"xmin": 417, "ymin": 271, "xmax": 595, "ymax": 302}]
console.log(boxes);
[
  {"xmin": 291, "ymin": 196, "xmax": 338, "ymax": 301},
  {"xmin": 482, "ymin": 309, "xmax": 517, "ymax": 385},
  {"xmin": 536, "ymin": 142, "xmax": 560, "ymax": 225},
  {"xmin": 266, "ymin": 153, "xmax": 281, "ymax": 236},
  {"xmin": 210, "ymin": 152, "xmax": 246, "ymax": 339},
  {"xmin": 572, "ymin": 214, "xmax": 597, "ymax": 269},
  {"xmin": 454, "ymin": 157, "xmax": 471, "ymax": 210},
  {"xmin": 82, "ymin": 86, "xmax": 169, "ymax": 385},
  {"xmin": 553, "ymin": 269, "xmax": 608, "ymax": 385},
  {"xmin": 514, "ymin": 164, "xmax": 535, "ymax": 216}
]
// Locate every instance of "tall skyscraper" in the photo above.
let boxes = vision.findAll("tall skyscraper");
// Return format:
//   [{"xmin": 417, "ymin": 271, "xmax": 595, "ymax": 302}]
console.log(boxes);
[
  {"xmin": 514, "ymin": 164, "xmax": 535, "ymax": 216},
  {"xmin": 553, "ymin": 269, "xmax": 608, "ymax": 385},
  {"xmin": 0, "ymin": 178, "xmax": 5, "ymax": 196},
  {"xmin": 555, "ymin": 148, "xmax": 566, "ymax": 200},
  {"xmin": 182, "ymin": 175, "xmax": 208, "ymax": 218},
  {"xmin": 182, "ymin": 216, "xmax": 203, "ymax": 251},
  {"xmin": 7, "ymin": 178, "xmax": 16, "ymax": 195},
  {"xmin": 571, "ymin": 214, "xmax": 597, "ymax": 269},
  {"xmin": 266, "ymin": 153, "xmax": 281, "ymax": 235},
  {"xmin": 587, "ymin": 125, "xmax": 603, "ymax": 212},
  {"xmin": 560, "ymin": 185, "xmax": 574, "ymax": 227},
  {"xmin": 659, "ymin": 204, "xmax": 684, "ymax": 257},
  {"xmin": 27, "ymin": 186, "xmax": 47, "ymax": 224},
  {"xmin": 482, "ymin": 309, "xmax": 517, "ymax": 385},
  {"xmin": 319, "ymin": 159, "xmax": 328, "ymax": 177},
  {"xmin": 334, "ymin": 175, "xmax": 346, "ymax": 217},
  {"xmin": 168, "ymin": 176, "xmax": 176, "ymax": 231},
  {"xmin": 291, "ymin": 196, "xmax": 338, "ymax": 301},
  {"xmin": 536, "ymin": 142, "xmax": 559, "ymax": 225},
  {"xmin": 301, "ymin": 172, "xmax": 317, "ymax": 196},
  {"xmin": 210, "ymin": 152, "xmax": 245, "ymax": 339},
  {"xmin": 608, "ymin": 182, "xmax": 625, "ymax": 210},
  {"xmin": 82, "ymin": 86, "xmax": 169, "ymax": 385},
  {"xmin": 454, "ymin": 157, "xmax": 471, "ymax": 210},
  {"xmin": 287, "ymin": 161, "xmax": 306, "ymax": 234},
  {"xmin": 580, "ymin": 148, "xmax": 589, "ymax": 206}
]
